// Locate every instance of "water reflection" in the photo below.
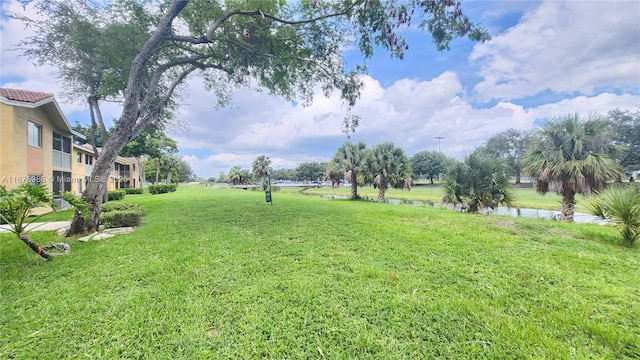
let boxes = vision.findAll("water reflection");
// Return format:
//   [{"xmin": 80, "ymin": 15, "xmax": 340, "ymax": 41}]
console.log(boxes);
[{"xmin": 319, "ymin": 194, "xmax": 603, "ymax": 224}]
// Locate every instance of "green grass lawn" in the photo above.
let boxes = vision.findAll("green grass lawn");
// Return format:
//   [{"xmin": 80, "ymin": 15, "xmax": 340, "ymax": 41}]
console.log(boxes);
[{"xmin": 1, "ymin": 186, "xmax": 638, "ymax": 359}]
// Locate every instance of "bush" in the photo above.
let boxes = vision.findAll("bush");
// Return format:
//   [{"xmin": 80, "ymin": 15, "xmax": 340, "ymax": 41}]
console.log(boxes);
[
  {"xmin": 107, "ymin": 190, "xmax": 126, "ymax": 201},
  {"xmin": 101, "ymin": 202, "xmax": 146, "ymax": 216},
  {"xmin": 101, "ymin": 210, "xmax": 142, "ymax": 228},
  {"xmin": 101, "ymin": 202, "xmax": 145, "ymax": 228},
  {"xmin": 587, "ymin": 185, "xmax": 640, "ymax": 245},
  {"xmin": 442, "ymin": 151, "xmax": 514, "ymax": 213},
  {"xmin": 124, "ymin": 188, "xmax": 144, "ymax": 195},
  {"xmin": 148, "ymin": 184, "xmax": 177, "ymax": 194}
]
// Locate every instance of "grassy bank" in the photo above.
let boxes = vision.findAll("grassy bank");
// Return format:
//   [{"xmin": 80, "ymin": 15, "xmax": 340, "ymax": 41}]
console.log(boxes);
[
  {"xmin": 1, "ymin": 186, "xmax": 638, "ymax": 359},
  {"xmin": 291, "ymin": 185, "xmax": 588, "ymax": 212}
]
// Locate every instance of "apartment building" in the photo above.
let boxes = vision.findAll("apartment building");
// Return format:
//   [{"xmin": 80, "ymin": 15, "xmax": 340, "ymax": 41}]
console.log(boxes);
[
  {"xmin": 72, "ymin": 143, "xmax": 140, "ymax": 193},
  {"xmin": 0, "ymin": 88, "xmax": 140, "ymax": 203}
]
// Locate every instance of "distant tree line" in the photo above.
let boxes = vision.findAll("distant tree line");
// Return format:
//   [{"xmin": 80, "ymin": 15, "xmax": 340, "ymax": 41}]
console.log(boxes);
[{"xmin": 219, "ymin": 109, "xmax": 637, "ymax": 223}]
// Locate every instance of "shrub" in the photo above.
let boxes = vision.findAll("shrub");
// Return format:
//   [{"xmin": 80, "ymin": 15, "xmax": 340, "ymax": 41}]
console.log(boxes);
[
  {"xmin": 101, "ymin": 202, "xmax": 146, "ymax": 216},
  {"xmin": 101, "ymin": 210, "xmax": 142, "ymax": 228},
  {"xmin": 587, "ymin": 185, "xmax": 640, "ymax": 245},
  {"xmin": 101, "ymin": 202, "xmax": 145, "ymax": 228},
  {"xmin": 124, "ymin": 188, "xmax": 144, "ymax": 195},
  {"xmin": 443, "ymin": 151, "xmax": 514, "ymax": 213},
  {"xmin": 107, "ymin": 190, "xmax": 126, "ymax": 201},
  {"xmin": 148, "ymin": 184, "xmax": 177, "ymax": 194}
]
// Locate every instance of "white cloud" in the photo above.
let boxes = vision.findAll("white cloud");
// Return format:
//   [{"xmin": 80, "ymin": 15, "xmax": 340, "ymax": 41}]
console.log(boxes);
[{"xmin": 471, "ymin": 1, "xmax": 640, "ymax": 102}]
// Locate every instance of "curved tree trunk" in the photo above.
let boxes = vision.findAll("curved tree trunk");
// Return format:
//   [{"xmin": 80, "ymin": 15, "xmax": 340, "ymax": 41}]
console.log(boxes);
[
  {"xmin": 19, "ymin": 232, "xmax": 51, "ymax": 260},
  {"xmin": 350, "ymin": 171, "xmax": 358, "ymax": 199},
  {"xmin": 67, "ymin": 129, "xmax": 132, "ymax": 235},
  {"xmin": 561, "ymin": 191, "xmax": 576, "ymax": 222}
]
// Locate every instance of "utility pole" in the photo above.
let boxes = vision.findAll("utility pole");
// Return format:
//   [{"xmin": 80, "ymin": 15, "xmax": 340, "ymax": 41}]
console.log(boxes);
[{"xmin": 435, "ymin": 136, "xmax": 444, "ymax": 152}]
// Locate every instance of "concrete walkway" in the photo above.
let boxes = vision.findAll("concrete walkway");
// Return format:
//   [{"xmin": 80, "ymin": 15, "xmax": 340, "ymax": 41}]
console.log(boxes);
[{"xmin": 0, "ymin": 221, "xmax": 71, "ymax": 233}]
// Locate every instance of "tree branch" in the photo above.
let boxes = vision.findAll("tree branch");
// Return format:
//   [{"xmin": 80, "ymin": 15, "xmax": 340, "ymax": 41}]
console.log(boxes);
[
  {"xmin": 139, "ymin": 55, "xmax": 226, "ymax": 112},
  {"xmin": 205, "ymin": 9, "xmax": 347, "ymax": 41},
  {"xmin": 133, "ymin": 65, "xmax": 198, "ymax": 136},
  {"xmin": 122, "ymin": 0, "xmax": 189, "ymax": 121}
]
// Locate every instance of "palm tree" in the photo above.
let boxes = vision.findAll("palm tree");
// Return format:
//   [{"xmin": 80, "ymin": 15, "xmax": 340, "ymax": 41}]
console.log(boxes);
[
  {"xmin": 227, "ymin": 166, "xmax": 243, "ymax": 185},
  {"xmin": 252, "ymin": 155, "xmax": 271, "ymax": 190},
  {"xmin": 443, "ymin": 151, "xmax": 514, "ymax": 213},
  {"xmin": 522, "ymin": 113, "xmax": 622, "ymax": 222},
  {"xmin": 366, "ymin": 142, "xmax": 411, "ymax": 202},
  {"xmin": 324, "ymin": 161, "xmax": 344, "ymax": 188},
  {"xmin": 333, "ymin": 141, "xmax": 367, "ymax": 199}
]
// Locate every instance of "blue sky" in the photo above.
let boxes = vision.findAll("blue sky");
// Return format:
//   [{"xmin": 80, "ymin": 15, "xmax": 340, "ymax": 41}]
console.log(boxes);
[{"xmin": 1, "ymin": 0, "xmax": 639, "ymax": 178}]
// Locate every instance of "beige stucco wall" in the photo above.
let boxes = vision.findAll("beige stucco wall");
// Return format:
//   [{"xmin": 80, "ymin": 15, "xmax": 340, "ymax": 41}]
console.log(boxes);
[
  {"xmin": 0, "ymin": 103, "xmax": 18, "ymax": 188},
  {"xmin": 72, "ymin": 147, "xmax": 92, "ymax": 195},
  {"xmin": 1, "ymin": 102, "xmax": 76, "ymax": 214}
]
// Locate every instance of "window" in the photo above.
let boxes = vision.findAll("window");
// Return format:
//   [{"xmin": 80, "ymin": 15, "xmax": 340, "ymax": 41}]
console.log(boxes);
[
  {"xmin": 52, "ymin": 171, "xmax": 71, "ymax": 194},
  {"xmin": 53, "ymin": 132, "xmax": 72, "ymax": 169},
  {"xmin": 120, "ymin": 164, "xmax": 130, "ymax": 178},
  {"xmin": 85, "ymin": 154, "xmax": 93, "ymax": 165},
  {"xmin": 77, "ymin": 152, "xmax": 83, "ymax": 164},
  {"xmin": 28, "ymin": 121, "xmax": 41, "ymax": 147},
  {"xmin": 52, "ymin": 133, "xmax": 71, "ymax": 153}
]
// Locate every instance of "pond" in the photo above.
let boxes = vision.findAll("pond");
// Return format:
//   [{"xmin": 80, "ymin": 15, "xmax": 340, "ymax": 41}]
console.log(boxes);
[{"xmin": 318, "ymin": 194, "xmax": 604, "ymax": 224}]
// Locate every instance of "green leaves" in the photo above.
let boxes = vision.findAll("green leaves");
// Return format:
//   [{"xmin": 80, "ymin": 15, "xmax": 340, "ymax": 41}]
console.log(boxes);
[
  {"xmin": 587, "ymin": 185, "xmax": 640, "ymax": 245},
  {"xmin": 442, "ymin": 151, "xmax": 513, "ymax": 213},
  {"xmin": 365, "ymin": 142, "xmax": 412, "ymax": 201},
  {"xmin": 411, "ymin": 150, "xmax": 450, "ymax": 183},
  {"xmin": 0, "ymin": 184, "xmax": 53, "ymax": 234},
  {"xmin": 523, "ymin": 113, "xmax": 622, "ymax": 221}
]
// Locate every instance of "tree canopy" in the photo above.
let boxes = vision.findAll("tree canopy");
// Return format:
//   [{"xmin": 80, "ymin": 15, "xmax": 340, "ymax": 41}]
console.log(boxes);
[
  {"xmin": 477, "ymin": 129, "xmax": 531, "ymax": 184},
  {"xmin": 522, "ymin": 113, "xmax": 621, "ymax": 222},
  {"xmin": 365, "ymin": 142, "xmax": 411, "ymax": 202},
  {"xmin": 411, "ymin": 150, "xmax": 450, "ymax": 184},
  {"xmin": 607, "ymin": 109, "xmax": 640, "ymax": 172},
  {"xmin": 333, "ymin": 141, "xmax": 367, "ymax": 199},
  {"xmin": 443, "ymin": 150, "xmax": 513, "ymax": 213}
]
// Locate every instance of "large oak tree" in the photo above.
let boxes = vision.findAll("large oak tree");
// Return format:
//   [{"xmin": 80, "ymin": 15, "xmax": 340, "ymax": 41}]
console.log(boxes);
[{"xmin": 15, "ymin": 0, "xmax": 489, "ymax": 234}]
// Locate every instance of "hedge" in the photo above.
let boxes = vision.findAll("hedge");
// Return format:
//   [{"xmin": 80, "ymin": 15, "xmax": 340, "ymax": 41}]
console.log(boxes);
[
  {"xmin": 148, "ymin": 184, "xmax": 177, "ymax": 194},
  {"xmin": 124, "ymin": 188, "xmax": 144, "ymax": 195},
  {"xmin": 101, "ymin": 210, "xmax": 142, "ymax": 228},
  {"xmin": 101, "ymin": 202, "xmax": 145, "ymax": 228},
  {"xmin": 101, "ymin": 202, "xmax": 146, "ymax": 216},
  {"xmin": 107, "ymin": 190, "xmax": 126, "ymax": 201}
]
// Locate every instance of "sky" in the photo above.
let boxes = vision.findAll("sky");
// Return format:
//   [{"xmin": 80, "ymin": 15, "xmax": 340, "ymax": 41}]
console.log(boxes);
[{"xmin": 1, "ymin": 0, "xmax": 639, "ymax": 178}]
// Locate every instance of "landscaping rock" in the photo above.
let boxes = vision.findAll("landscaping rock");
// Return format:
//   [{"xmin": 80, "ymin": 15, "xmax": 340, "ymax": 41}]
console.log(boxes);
[
  {"xmin": 56, "ymin": 226, "xmax": 70, "ymax": 236},
  {"xmin": 103, "ymin": 227, "xmax": 134, "ymax": 235},
  {"xmin": 78, "ymin": 232, "xmax": 98, "ymax": 242},
  {"xmin": 92, "ymin": 233, "xmax": 115, "ymax": 240}
]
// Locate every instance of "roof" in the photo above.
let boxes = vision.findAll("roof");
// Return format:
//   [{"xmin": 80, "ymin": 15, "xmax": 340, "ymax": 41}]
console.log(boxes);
[
  {"xmin": 0, "ymin": 88, "xmax": 54, "ymax": 104},
  {"xmin": 0, "ymin": 87, "xmax": 85, "ymax": 139}
]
